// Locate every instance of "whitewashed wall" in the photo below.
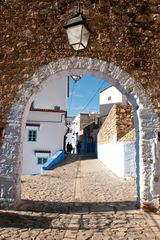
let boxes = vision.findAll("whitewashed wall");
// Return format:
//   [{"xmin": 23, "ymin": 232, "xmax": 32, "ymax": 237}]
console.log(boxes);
[
  {"xmin": 100, "ymin": 86, "xmax": 127, "ymax": 105},
  {"xmin": 22, "ymin": 76, "xmax": 67, "ymax": 175},
  {"xmin": 72, "ymin": 114, "xmax": 80, "ymax": 134},
  {"xmin": 98, "ymin": 141, "xmax": 136, "ymax": 178},
  {"xmin": 66, "ymin": 132, "xmax": 77, "ymax": 147},
  {"xmin": 100, "ymin": 86, "xmax": 128, "ymax": 122},
  {"xmin": 34, "ymin": 76, "xmax": 67, "ymax": 110},
  {"xmin": 66, "ymin": 132, "xmax": 77, "ymax": 153},
  {"xmin": 22, "ymin": 111, "xmax": 66, "ymax": 175}
]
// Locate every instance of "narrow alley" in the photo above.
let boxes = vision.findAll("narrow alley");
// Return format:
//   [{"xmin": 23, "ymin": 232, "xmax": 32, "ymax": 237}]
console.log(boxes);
[{"xmin": 0, "ymin": 156, "xmax": 160, "ymax": 240}]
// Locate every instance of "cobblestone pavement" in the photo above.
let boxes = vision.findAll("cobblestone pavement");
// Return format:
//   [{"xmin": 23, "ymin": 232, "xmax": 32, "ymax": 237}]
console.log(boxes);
[{"xmin": 0, "ymin": 155, "xmax": 160, "ymax": 240}]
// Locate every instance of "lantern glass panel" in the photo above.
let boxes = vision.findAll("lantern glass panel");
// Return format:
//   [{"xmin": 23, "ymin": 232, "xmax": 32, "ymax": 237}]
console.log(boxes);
[
  {"xmin": 81, "ymin": 25, "xmax": 90, "ymax": 48},
  {"xmin": 66, "ymin": 24, "xmax": 83, "ymax": 46},
  {"xmin": 72, "ymin": 43, "xmax": 84, "ymax": 51}
]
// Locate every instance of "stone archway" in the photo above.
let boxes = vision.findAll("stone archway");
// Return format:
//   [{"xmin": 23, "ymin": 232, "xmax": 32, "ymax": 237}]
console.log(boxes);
[{"xmin": 0, "ymin": 57, "xmax": 160, "ymax": 210}]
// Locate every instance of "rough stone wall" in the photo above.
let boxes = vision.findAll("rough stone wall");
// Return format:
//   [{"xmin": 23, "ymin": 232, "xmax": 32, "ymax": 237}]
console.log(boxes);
[
  {"xmin": 98, "ymin": 104, "xmax": 135, "ymax": 144},
  {"xmin": 98, "ymin": 105, "xmax": 117, "ymax": 144},
  {"xmin": 119, "ymin": 128, "xmax": 136, "ymax": 142},
  {"xmin": 0, "ymin": 0, "xmax": 160, "ymax": 128},
  {"xmin": 116, "ymin": 104, "xmax": 135, "ymax": 141}
]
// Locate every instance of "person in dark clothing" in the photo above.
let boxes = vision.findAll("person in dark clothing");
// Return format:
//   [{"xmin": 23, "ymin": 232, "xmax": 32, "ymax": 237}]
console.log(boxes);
[
  {"xmin": 67, "ymin": 142, "xmax": 70, "ymax": 153},
  {"xmin": 67, "ymin": 142, "xmax": 72, "ymax": 154},
  {"xmin": 69, "ymin": 143, "xmax": 73, "ymax": 154},
  {"xmin": 76, "ymin": 142, "xmax": 81, "ymax": 155}
]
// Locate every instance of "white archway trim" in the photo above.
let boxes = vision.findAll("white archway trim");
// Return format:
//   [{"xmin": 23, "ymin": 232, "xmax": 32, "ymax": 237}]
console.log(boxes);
[{"xmin": 0, "ymin": 57, "xmax": 160, "ymax": 209}]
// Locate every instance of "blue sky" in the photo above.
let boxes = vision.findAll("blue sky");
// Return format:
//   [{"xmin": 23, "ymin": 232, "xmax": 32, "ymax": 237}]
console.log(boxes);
[{"xmin": 67, "ymin": 75, "xmax": 110, "ymax": 116}]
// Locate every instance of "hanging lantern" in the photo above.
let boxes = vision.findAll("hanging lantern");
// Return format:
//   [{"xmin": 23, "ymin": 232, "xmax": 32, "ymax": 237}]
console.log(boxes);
[
  {"xmin": 64, "ymin": 12, "xmax": 91, "ymax": 51},
  {"xmin": 71, "ymin": 75, "xmax": 82, "ymax": 82}
]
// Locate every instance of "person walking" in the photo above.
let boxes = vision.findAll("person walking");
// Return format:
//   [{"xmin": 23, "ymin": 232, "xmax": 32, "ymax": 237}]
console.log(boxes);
[
  {"xmin": 76, "ymin": 141, "xmax": 81, "ymax": 155},
  {"xmin": 67, "ymin": 142, "xmax": 72, "ymax": 154},
  {"xmin": 69, "ymin": 143, "xmax": 73, "ymax": 154}
]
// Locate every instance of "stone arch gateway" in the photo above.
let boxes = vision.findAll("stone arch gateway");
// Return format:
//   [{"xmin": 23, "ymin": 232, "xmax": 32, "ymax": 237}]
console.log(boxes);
[{"xmin": 0, "ymin": 57, "xmax": 160, "ymax": 210}]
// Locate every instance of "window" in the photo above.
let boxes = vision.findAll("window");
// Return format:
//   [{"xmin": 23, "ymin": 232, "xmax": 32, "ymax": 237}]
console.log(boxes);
[
  {"xmin": 134, "ymin": 61, "xmax": 142, "ymax": 69},
  {"xmin": 28, "ymin": 130, "xmax": 37, "ymax": 142},
  {"xmin": 37, "ymin": 157, "xmax": 48, "ymax": 165},
  {"xmin": 108, "ymin": 96, "xmax": 111, "ymax": 101},
  {"xmin": 54, "ymin": 105, "xmax": 60, "ymax": 111}
]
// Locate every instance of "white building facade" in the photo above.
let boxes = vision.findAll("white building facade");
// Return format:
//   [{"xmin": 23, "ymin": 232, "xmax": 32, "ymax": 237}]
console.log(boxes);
[
  {"xmin": 65, "ymin": 115, "xmax": 80, "ymax": 154},
  {"xmin": 98, "ymin": 135, "xmax": 136, "ymax": 178},
  {"xmin": 22, "ymin": 77, "xmax": 67, "ymax": 175},
  {"xmin": 99, "ymin": 86, "xmax": 127, "ymax": 123},
  {"xmin": 98, "ymin": 86, "xmax": 136, "ymax": 178}
]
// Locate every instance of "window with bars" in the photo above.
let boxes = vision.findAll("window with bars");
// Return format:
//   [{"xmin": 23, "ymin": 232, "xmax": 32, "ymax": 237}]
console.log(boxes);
[
  {"xmin": 28, "ymin": 130, "xmax": 37, "ymax": 142},
  {"xmin": 37, "ymin": 157, "xmax": 48, "ymax": 165}
]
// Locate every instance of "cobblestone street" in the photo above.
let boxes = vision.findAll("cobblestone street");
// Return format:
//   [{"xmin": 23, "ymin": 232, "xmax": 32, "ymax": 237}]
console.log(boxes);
[{"xmin": 0, "ymin": 156, "xmax": 160, "ymax": 239}]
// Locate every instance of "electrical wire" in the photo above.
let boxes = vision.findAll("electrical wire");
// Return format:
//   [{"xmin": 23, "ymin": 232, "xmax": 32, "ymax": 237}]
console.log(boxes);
[
  {"xmin": 80, "ymin": 79, "xmax": 103, "ymax": 110},
  {"xmin": 68, "ymin": 77, "xmax": 108, "ymax": 116},
  {"xmin": 80, "ymin": 80, "xmax": 105, "ymax": 113}
]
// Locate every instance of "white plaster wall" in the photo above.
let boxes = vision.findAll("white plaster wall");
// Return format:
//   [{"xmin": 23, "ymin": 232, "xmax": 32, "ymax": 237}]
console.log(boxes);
[
  {"xmin": 98, "ymin": 141, "xmax": 136, "ymax": 178},
  {"xmin": 34, "ymin": 75, "xmax": 67, "ymax": 110},
  {"xmin": 27, "ymin": 111, "xmax": 65, "ymax": 122},
  {"xmin": 98, "ymin": 142, "xmax": 124, "ymax": 177},
  {"xmin": 22, "ymin": 112, "xmax": 66, "ymax": 175},
  {"xmin": 124, "ymin": 142, "xmax": 136, "ymax": 178},
  {"xmin": 22, "ymin": 74, "xmax": 67, "ymax": 175},
  {"xmin": 66, "ymin": 132, "xmax": 77, "ymax": 153},
  {"xmin": 72, "ymin": 114, "xmax": 80, "ymax": 134},
  {"xmin": 66, "ymin": 133, "xmax": 76, "ymax": 147},
  {"xmin": 66, "ymin": 132, "xmax": 73, "ymax": 144},
  {"xmin": 100, "ymin": 86, "xmax": 126, "ymax": 105},
  {"xmin": 99, "ymin": 86, "xmax": 128, "ymax": 120}
]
